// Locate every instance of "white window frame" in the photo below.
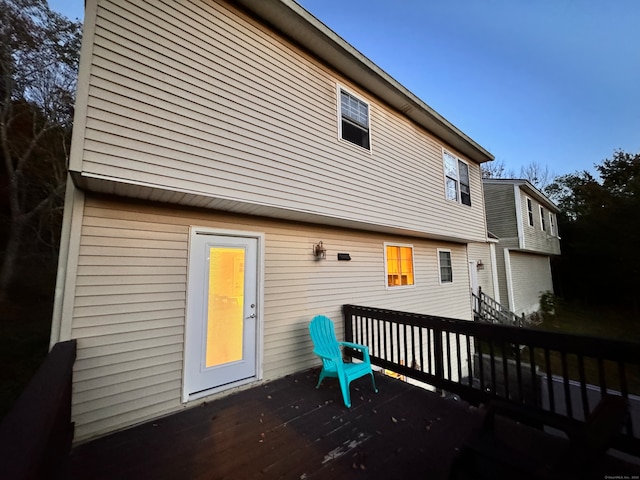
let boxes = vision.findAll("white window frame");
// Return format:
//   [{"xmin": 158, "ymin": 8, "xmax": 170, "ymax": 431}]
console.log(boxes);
[
  {"xmin": 437, "ymin": 249, "xmax": 453, "ymax": 284},
  {"xmin": 549, "ymin": 212, "xmax": 556, "ymax": 236},
  {"xmin": 539, "ymin": 205, "xmax": 546, "ymax": 232},
  {"xmin": 384, "ymin": 242, "xmax": 415, "ymax": 289},
  {"xmin": 442, "ymin": 149, "xmax": 471, "ymax": 206},
  {"xmin": 526, "ymin": 197, "xmax": 534, "ymax": 227},
  {"xmin": 337, "ymin": 86, "xmax": 371, "ymax": 151}
]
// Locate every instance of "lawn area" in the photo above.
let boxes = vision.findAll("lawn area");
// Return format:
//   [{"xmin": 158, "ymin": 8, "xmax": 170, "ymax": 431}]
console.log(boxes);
[
  {"xmin": 528, "ymin": 300, "xmax": 640, "ymax": 396},
  {"xmin": 534, "ymin": 300, "xmax": 640, "ymax": 343}
]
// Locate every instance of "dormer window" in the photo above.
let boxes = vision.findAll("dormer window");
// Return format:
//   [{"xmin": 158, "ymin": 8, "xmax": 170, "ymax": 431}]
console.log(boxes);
[{"xmin": 339, "ymin": 88, "xmax": 370, "ymax": 150}]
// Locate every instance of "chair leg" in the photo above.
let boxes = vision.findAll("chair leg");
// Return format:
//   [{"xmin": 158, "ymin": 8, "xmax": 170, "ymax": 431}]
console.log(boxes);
[
  {"xmin": 339, "ymin": 377, "xmax": 352, "ymax": 408},
  {"xmin": 370, "ymin": 372, "xmax": 378, "ymax": 393},
  {"xmin": 316, "ymin": 370, "xmax": 326, "ymax": 389}
]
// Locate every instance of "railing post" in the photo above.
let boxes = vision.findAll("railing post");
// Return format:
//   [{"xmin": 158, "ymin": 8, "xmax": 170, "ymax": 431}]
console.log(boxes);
[
  {"xmin": 434, "ymin": 328, "xmax": 445, "ymax": 395},
  {"xmin": 343, "ymin": 305, "xmax": 354, "ymax": 343}
]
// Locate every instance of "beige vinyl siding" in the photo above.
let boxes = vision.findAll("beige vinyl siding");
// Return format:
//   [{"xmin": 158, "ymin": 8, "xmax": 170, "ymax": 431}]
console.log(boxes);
[
  {"xmin": 482, "ymin": 183, "xmax": 518, "ymax": 239},
  {"xmin": 74, "ymin": 0, "xmax": 486, "ymax": 242},
  {"xmin": 509, "ymin": 252, "xmax": 554, "ymax": 315},
  {"xmin": 467, "ymin": 242, "xmax": 496, "ymax": 299},
  {"xmin": 69, "ymin": 195, "xmax": 473, "ymax": 441}
]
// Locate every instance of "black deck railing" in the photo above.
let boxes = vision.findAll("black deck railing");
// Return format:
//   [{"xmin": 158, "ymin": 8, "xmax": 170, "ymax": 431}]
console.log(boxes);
[
  {"xmin": 343, "ymin": 304, "xmax": 639, "ymax": 456},
  {"xmin": 0, "ymin": 340, "xmax": 77, "ymax": 480}
]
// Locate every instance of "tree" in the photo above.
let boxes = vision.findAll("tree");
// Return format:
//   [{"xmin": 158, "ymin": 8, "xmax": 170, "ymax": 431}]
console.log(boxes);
[
  {"xmin": 0, "ymin": 0, "xmax": 81, "ymax": 300},
  {"xmin": 481, "ymin": 159, "xmax": 515, "ymax": 179},
  {"xmin": 519, "ymin": 161, "xmax": 554, "ymax": 192},
  {"xmin": 548, "ymin": 150, "xmax": 640, "ymax": 310},
  {"xmin": 481, "ymin": 159, "xmax": 554, "ymax": 193}
]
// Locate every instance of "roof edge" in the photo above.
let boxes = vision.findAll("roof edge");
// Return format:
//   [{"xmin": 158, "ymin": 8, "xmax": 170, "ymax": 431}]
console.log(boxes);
[{"xmin": 233, "ymin": 0, "xmax": 494, "ymax": 164}]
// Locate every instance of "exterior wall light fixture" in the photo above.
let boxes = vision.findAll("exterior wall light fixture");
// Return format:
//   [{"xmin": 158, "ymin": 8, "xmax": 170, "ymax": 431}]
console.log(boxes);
[
  {"xmin": 476, "ymin": 259, "xmax": 485, "ymax": 271},
  {"xmin": 313, "ymin": 241, "xmax": 327, "ymax": 260}
]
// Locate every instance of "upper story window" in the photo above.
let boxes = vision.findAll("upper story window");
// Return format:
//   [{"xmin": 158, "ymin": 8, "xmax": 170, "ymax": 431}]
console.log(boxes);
[
  {"xmin": 438, "ymin": 249, "xmax": 453, "ymax": 284},
  {"xmin": 385, "ymin": 243, "xmax": 414, "ymax": 288},
  {"xmin": 443, "ymin": 150, "xmax": 471, "ymax": 206},
  {"xmin": 526, "ymin": 198, "xmax": 534, "ymax": 226},
  {"xmin": 549, "ymin": 212, "xmax": 556, "ymax": 236},
  {"xmin": 539, "ymin": 206, "xmax": 546, "ymax": 231},
  {"xmin": 339, "ymin": 88, "xmax": 370, "ymax": 150}
]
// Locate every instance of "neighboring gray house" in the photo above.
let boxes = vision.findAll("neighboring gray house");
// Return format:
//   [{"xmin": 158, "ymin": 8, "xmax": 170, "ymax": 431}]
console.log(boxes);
[
  {"xmin": 482, "ymin": 179, "xmax": 561, "ymax": 316},
  {"xmin": 50, "ymin": 0, "xmax": 494, "ymax": 442}
]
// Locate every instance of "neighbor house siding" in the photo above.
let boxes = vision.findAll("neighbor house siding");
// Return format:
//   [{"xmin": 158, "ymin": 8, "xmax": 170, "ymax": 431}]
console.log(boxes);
[
  {"xmin": 519, "ymin": 189, "xmax": 561, "ymax": 255},
  {"xmin": 482, "ymin": 183, "xmax": 517, "ymax": 239},
  {"xmin": 68, "ymin": 195, "xmax": 473, "ymax": 441},
  {"xmin": 508, "ymin": 252, "xmax": 554, "ymax": 315},
  {"xmin": 72, "ymin": 0, "xmax": 486, "ymax": 242}
]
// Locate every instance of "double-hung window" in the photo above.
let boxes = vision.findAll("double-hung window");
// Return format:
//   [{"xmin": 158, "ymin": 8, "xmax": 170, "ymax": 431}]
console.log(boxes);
[
  {"xmin": 385, "ymin": 243, "xmax": 414, "ymax": 287},
  {"xmin": 539, "ymin": 206, "xmax": 546, "ymax": 231},
  {"xmin": 549, "ymin": 212, "xmax": 556, "ymax": 236},
  {"xmin": 443, "ymin": 150, "xmax": 471, "ymax": 206},
  {"xmin": 339, "ymin": 88, "xmax": 370, "ymax": 150},
  {"xmin": 526, "ymin": 198, "xmax": 534, "ymax": 226},
  {"xmin": 438, "ymin": 249, "xmax": 453, "ymax": 284}
]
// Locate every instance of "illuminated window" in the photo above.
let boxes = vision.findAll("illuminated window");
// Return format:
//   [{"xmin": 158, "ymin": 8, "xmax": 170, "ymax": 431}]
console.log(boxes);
[
  {"xmin": 443, "ymin": 150, "xmax": 471, "ymax": 206},
  {"xmin": 385, "ymin": 244, "xmax": 414, "ymax": 287},
  {"xmin": 438, "ymin": 249, "xmax": 453, "ymax": 284},
  {"xmin": 339, "ymin": 88, "xmax": 370, "ymax": 150}
]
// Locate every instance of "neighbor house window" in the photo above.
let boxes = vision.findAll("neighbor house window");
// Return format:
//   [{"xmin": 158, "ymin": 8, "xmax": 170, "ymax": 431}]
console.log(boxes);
[
  {"xmin": 550, "ymin": 212, "xmax": 556, "ymax": 236},
  {"xmin": 339, "ymin": 88, "xmax": 370, "ymax": 150},
  {"xmin": 539, "ymin": 206, "xmax": 546, "ymax": 231},
  {"xmin": 385, "ymin": 243, "xmax": 414, "ymax": 287},
  {"xmin": 438, "ymin": 249, "xmax": 453, "ymax": 284},
  {"xmin": 526, "ymin": 198, "xmax": 534, "ymax": 226},
  {"xmin": 443, "ymin": 150, "xmax": 471, "ymax": 206}
]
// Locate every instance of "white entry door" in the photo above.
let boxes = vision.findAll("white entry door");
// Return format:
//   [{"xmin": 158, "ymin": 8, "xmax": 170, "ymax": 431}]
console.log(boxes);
[
  {"xmin": 184, "ymin": 230, "xmax": 259, "ymax": 400},
  {"xmin": 468, "ymin": 260, "xmax": 479, "ymax": 296}
]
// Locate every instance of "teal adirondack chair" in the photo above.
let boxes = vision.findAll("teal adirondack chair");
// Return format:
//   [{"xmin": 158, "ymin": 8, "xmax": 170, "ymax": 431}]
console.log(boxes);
[{"xmin": 309, "ymin": 315, "xmax": 378, "ymax": 407}]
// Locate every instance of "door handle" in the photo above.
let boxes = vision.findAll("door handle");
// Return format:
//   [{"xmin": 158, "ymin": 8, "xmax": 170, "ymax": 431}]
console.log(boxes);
[{"xmin": 247, "ymin": 313, "xmax": 256, "ymax": 319}]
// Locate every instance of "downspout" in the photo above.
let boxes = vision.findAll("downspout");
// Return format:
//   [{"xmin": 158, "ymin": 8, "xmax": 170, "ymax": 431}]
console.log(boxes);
[
  {"xmin": 50, "ymin": 175, "xmax": 75, "ymax": 349},
  {"xmin": 513, "ymin": 184, "xmax": 525, "ymax": 249},
  {"xmin": 489, "ymin": 242, "xmax": 500, "ymax": 304},
  {"xmin": 504, "ymin": 248, "xmax": 515, "ymax": 313},
  {"xmin": 50, "ymin": 0, "xmax": 96, "ymax": 348}
]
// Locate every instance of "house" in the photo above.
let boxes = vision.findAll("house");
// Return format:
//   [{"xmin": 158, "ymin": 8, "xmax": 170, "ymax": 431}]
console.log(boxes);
[
  {"xmin": 49, "ymin": 0, "xmax": 494, "ymax": 442},
  {"xmin": 482, "ymin": 179, "xmax": 561, "ymax": 317}
]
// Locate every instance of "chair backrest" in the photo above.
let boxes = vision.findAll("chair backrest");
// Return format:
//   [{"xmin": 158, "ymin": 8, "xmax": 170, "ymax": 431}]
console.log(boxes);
[{"xmin": 309, "ymin": 315, "xmax": 342, "ymax": 363}]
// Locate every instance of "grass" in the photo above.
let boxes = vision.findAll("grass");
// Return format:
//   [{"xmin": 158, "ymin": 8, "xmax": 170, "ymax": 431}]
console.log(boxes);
[
  {"xmin": 528, "ymin": 300, "xmax": 640, "ymax": 396},
  {"xmin": 533, "ymin": 300, "xmax": 640, "ymax": 343}
]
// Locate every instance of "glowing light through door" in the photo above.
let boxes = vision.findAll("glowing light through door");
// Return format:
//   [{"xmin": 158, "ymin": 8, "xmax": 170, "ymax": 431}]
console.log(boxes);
[{"xmin": 205, "ymin": 247, "xmax": 245, "ymax": 367}]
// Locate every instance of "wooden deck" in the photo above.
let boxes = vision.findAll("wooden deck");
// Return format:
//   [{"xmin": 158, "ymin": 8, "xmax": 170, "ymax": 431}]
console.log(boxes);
[
  {"xmin": 64, "ymin": 369, "xmax": 486, "ymax": 480},
  {"xmin": 63, "ymin": 368, "xmax": 640, "ymax": 480}
]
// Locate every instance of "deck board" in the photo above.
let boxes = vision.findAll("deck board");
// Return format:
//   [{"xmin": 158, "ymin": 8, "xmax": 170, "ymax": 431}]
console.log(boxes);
[{"xmin": 64, "ymin": 369, "xmax": 485, "ymax": 479}]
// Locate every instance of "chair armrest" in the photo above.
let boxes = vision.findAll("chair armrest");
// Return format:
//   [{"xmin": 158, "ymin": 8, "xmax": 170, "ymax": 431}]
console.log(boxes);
[
  {"xmin": 338, "ymin": 341, "xmax": 368, "ymax": 351},
  {"xmin": 338, "ymin": 342, "xmax": 372, "ymax": 362},
  {"xmin": 312, "ymin": 349, "xmax": 341, "ymax": 363}
]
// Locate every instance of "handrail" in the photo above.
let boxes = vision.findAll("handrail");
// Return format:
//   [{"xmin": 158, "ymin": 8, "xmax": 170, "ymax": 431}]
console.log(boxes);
[
  {"xmin": 472, "ymin": 286, "xmax": 525, "ymax": 326},
  {"xmin": 0, "ymin": 340, "xmax": 77, "ymax": 480},
  {"xmin": 343, "ymin": 304, "xmax": 639, "ymax": 456}
]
